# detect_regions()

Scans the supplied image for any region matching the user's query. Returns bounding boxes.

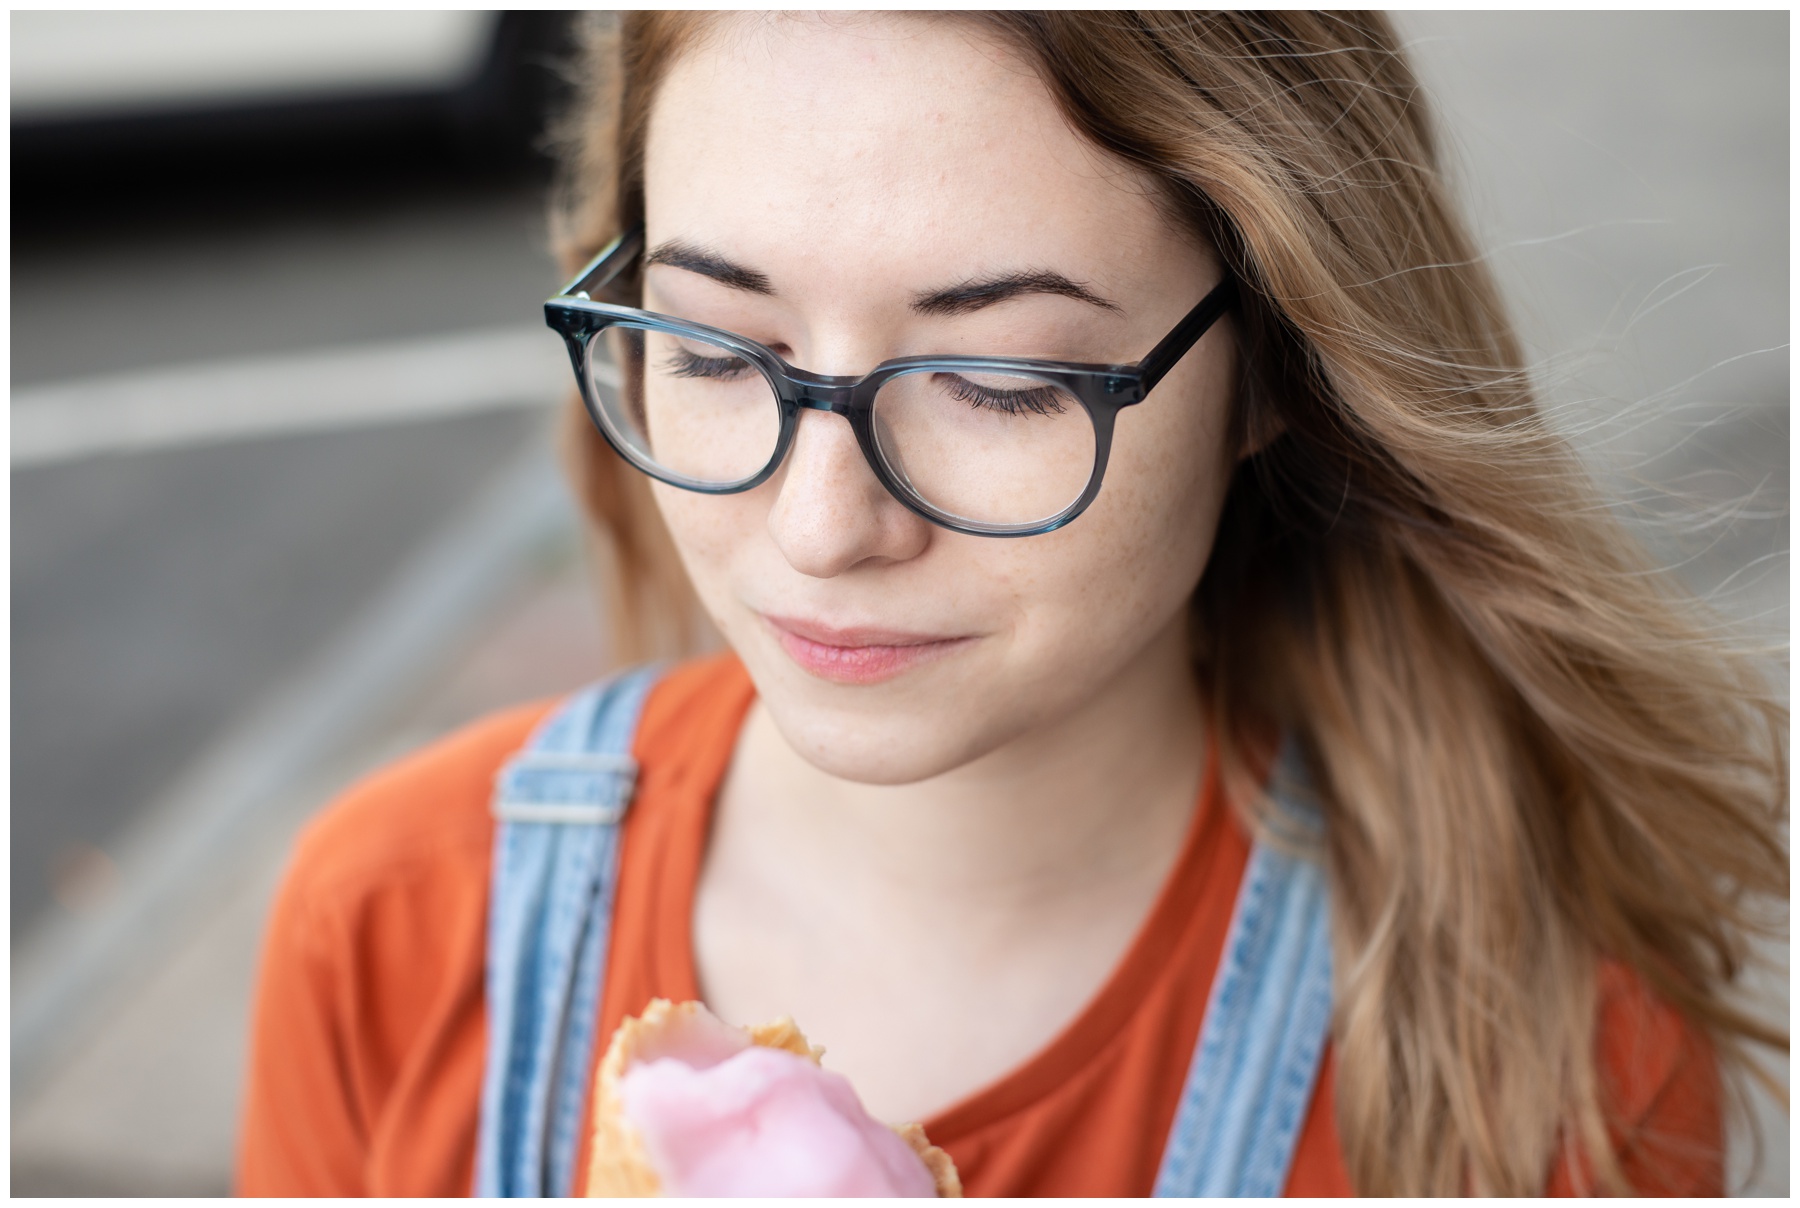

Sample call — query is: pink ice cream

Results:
[617,1036,937,1197]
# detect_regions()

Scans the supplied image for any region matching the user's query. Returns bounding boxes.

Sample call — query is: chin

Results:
[757,688,1006,786]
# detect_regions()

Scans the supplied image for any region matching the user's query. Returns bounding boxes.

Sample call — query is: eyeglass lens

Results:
[869,368,1094,526]
[588,323,1096,528]
[597,324,780,485]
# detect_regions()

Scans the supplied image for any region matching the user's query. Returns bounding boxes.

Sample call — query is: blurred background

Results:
[10,11,1787,1196]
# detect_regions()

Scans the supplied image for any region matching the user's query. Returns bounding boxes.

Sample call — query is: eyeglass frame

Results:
[544,225,1237,538]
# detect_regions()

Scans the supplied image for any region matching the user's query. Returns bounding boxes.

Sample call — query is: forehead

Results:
[642,14,1177,287]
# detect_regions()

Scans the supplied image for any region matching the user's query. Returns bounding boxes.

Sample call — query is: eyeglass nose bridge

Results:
[788,372,863,416]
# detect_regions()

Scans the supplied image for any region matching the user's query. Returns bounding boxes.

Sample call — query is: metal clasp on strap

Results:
[491,751,639,825]
[493,801,627,825]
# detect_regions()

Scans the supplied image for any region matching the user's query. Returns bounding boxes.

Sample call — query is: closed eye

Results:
[939,374,1069,416]
[661,345,755,381]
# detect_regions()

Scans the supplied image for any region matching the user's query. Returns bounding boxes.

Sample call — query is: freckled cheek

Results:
[1030,388,1234,635]
[978,518,1188,669]
[651,484,766,604]
[1104,357,1238,554]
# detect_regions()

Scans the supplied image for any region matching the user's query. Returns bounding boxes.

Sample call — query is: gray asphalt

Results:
[11,184,565,935]
[11,410,537,932]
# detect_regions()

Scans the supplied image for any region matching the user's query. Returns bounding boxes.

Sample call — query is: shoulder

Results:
[241,698,560,1195]
[1593,959,1715,1088]
[282,699,557,915]
[1584,960,1725,1195]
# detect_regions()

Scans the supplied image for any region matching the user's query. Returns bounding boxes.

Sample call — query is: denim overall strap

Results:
[1153,742,1335,1197]
[473,664,663,1198]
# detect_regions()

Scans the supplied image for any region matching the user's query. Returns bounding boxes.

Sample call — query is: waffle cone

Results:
[584,998,962,1197]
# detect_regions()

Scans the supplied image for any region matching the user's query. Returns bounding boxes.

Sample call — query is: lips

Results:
[759,614,975,685]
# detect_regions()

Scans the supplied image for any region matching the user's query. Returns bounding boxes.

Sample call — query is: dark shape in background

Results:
[13,12,580,238]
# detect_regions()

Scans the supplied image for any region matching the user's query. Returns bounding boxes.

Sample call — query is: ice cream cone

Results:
[585,998,961,1197]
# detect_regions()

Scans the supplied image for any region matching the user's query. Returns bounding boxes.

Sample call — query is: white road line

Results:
[10,326,619,468]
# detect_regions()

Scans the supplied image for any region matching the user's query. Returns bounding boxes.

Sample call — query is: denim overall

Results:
[473,666,1334,1197]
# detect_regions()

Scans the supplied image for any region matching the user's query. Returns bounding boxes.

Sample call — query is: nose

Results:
[765,407,930,577]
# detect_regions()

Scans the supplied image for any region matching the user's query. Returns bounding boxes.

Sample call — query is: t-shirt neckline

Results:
[664,677,1228,1145]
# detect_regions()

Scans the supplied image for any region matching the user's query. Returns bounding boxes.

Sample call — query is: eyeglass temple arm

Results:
[559,225,647,298]
[1135,277,1238,393]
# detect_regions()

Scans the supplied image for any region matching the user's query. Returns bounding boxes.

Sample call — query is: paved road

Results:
[11,409,538,931]
[11,183,566,935]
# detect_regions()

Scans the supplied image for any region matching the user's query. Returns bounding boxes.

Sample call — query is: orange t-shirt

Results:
[236,654,1722,1197]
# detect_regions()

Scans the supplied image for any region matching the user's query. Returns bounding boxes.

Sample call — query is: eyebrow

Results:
[643,240,775,294]
[911,270,1123,317]
[644,240,1122,316]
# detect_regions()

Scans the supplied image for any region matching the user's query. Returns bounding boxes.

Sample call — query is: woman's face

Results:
[642,15,1240,784]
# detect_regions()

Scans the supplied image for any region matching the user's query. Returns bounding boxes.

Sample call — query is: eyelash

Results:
[941,375,1068,416]
[661,348,1068,418]
[662,347,754,381]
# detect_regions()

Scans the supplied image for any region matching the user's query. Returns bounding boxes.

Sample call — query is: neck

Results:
[715,615,1209,928]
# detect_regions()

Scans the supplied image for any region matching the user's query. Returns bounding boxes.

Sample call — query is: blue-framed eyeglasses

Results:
[545,226,1235,537]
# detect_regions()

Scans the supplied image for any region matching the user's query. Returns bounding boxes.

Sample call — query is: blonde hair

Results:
[547,11,1787,1194]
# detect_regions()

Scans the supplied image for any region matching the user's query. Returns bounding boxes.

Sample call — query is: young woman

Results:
[237,12,1786,1197]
